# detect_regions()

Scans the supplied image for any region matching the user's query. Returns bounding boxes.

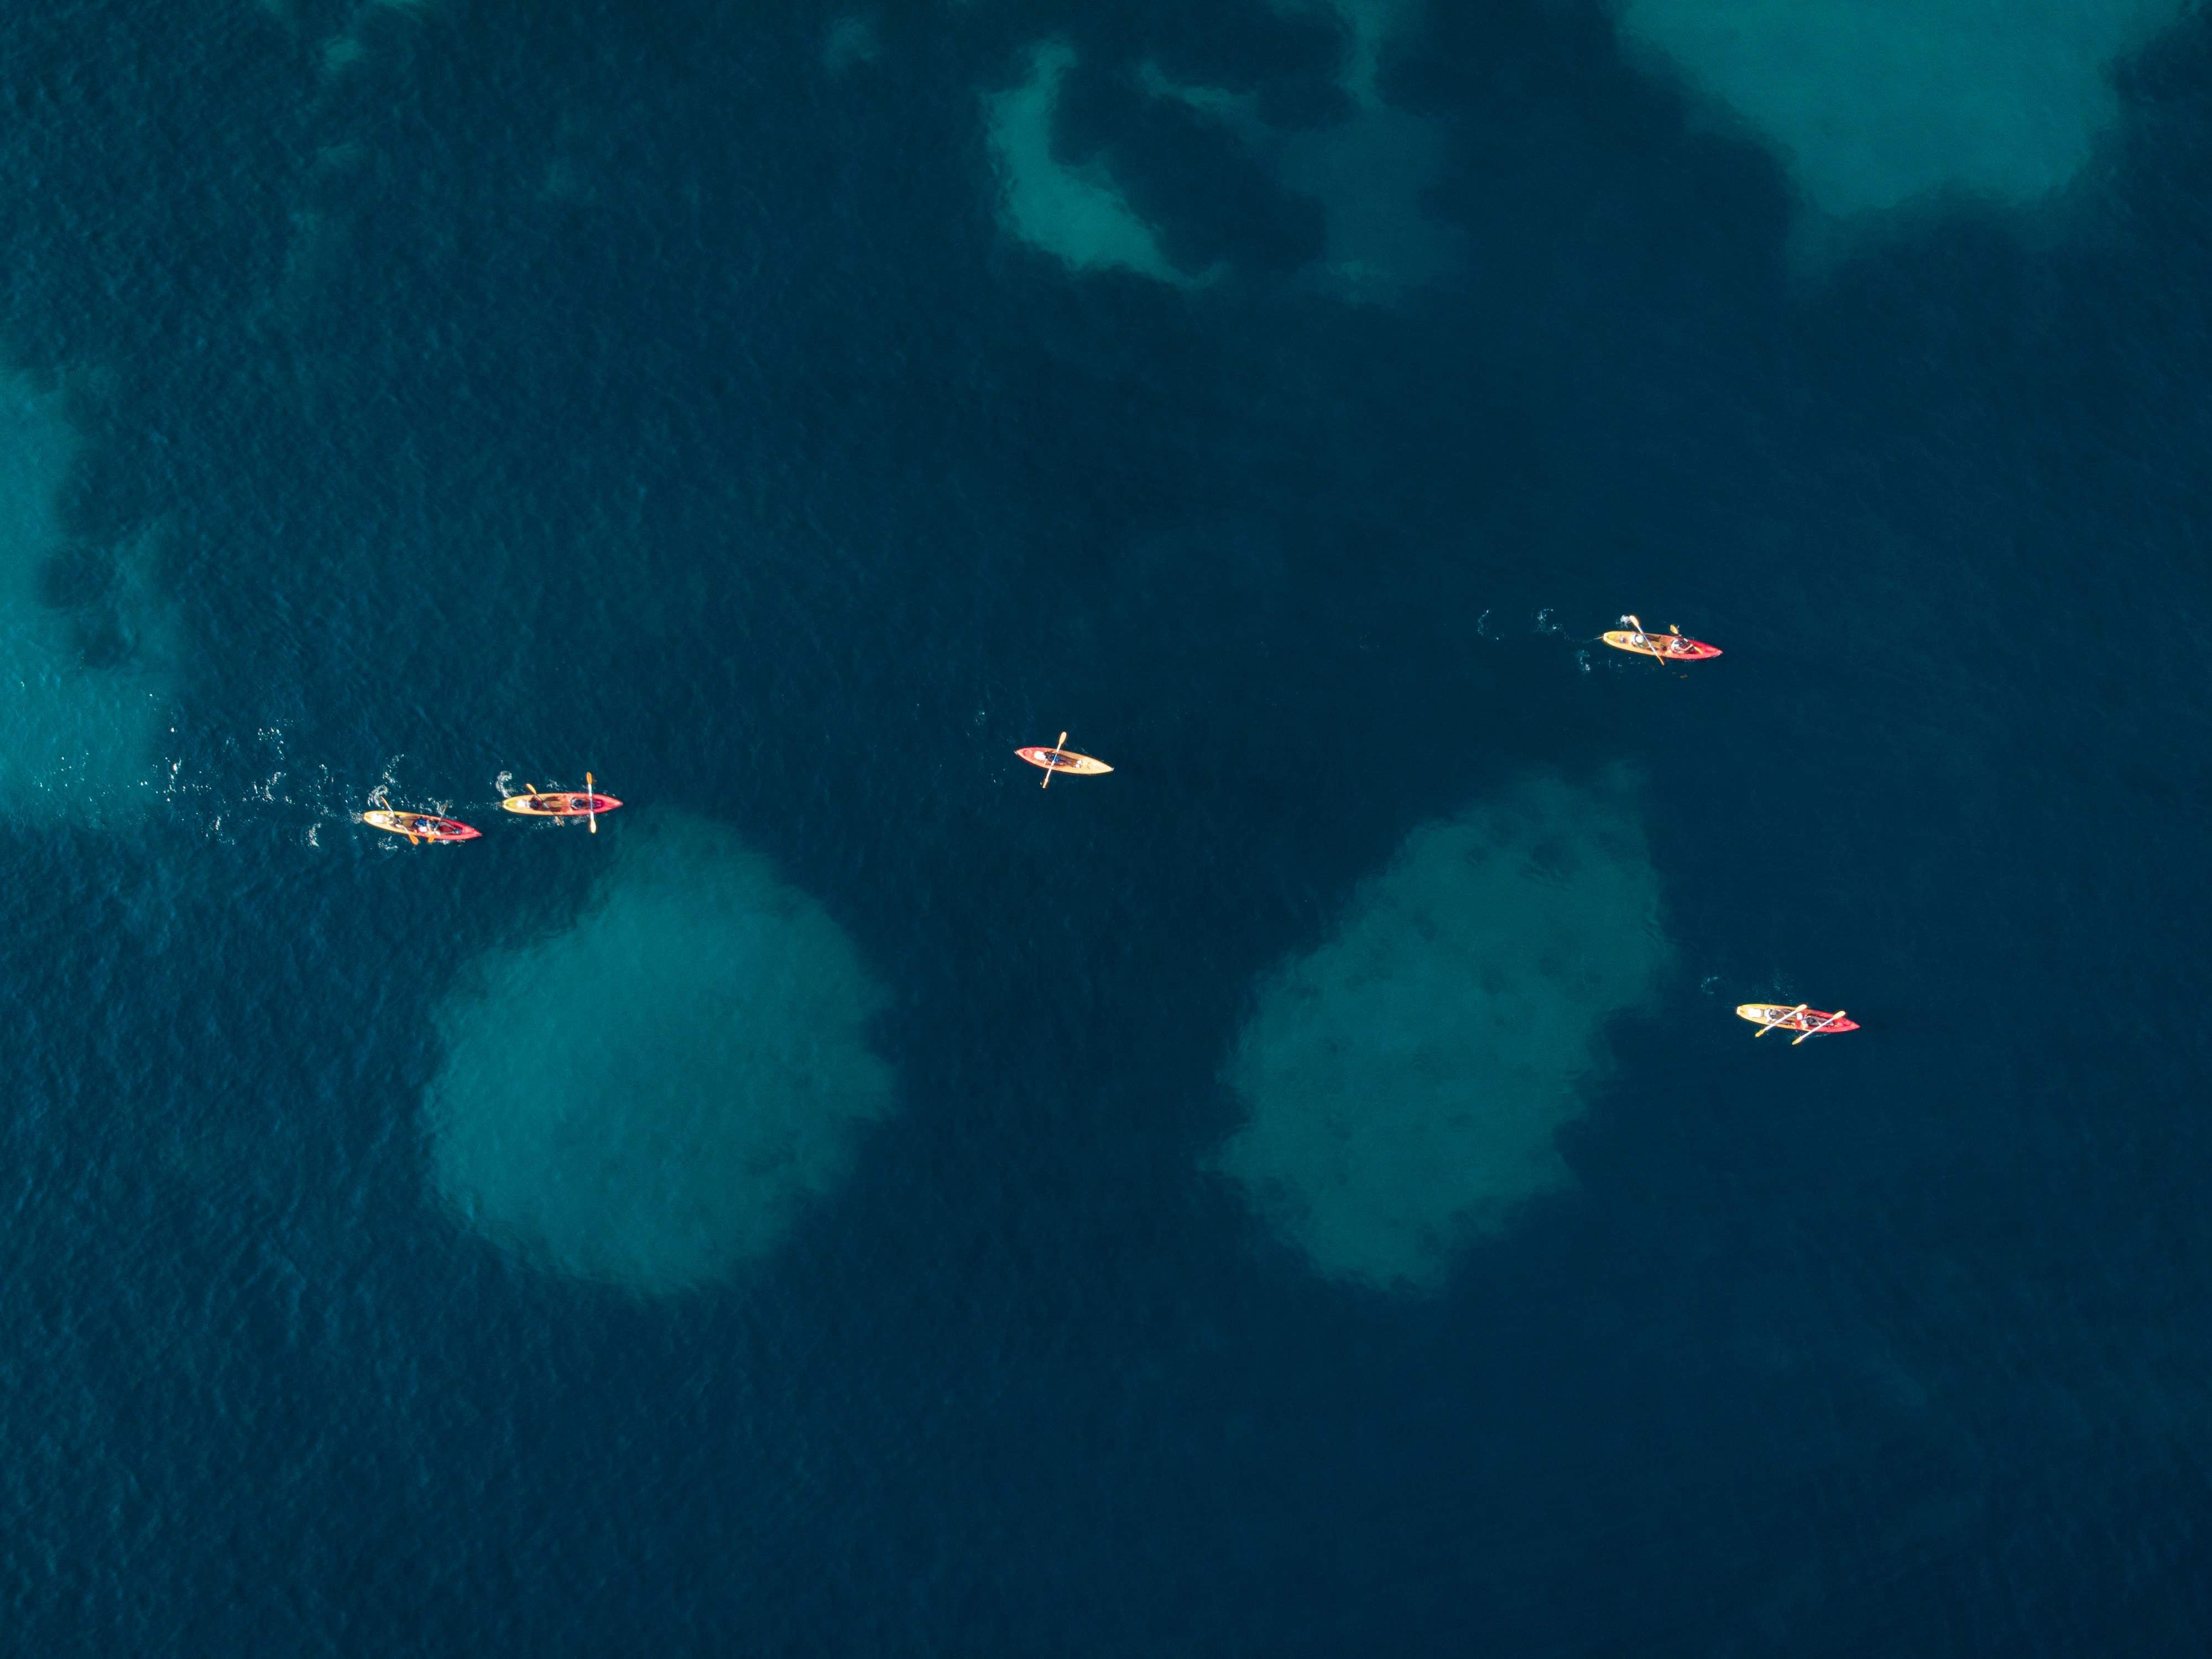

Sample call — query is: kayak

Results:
[1603,628,1721,661]
[363,809,481,844]
[1736,1003,1858,1038]
[1016,745,1112,777]
[500,790,620,818]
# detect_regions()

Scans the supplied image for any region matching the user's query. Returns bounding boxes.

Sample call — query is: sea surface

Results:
[4,1,2212,1652]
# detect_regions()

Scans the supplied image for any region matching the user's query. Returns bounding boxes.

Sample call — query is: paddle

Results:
[1624,614,1670,670]
[1041,732,1067,790]
[587,771,597,834]
[1757,1003,1809,1038]
[1791,1008,1848,1046]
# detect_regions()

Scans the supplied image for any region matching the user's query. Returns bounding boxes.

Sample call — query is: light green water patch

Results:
[989,9,1454,296]
[825,14,881,73]
[427,813,897,1295]
[1213,773,1669,1292]
[1309,0,1425,107]
[1288,0,1464,299]
[1618,0,2188,219]
[986,41,1192,285]
[1142,0,1462,300]
[0,374,170,825]
[316,0,434,81]
[1277,103,1463,299]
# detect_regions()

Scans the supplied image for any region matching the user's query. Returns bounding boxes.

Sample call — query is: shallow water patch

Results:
[0,374,171,826]
[986,41,1191,284]
[427,812,897,1295]
[1618,0,2188,219]
[1213,772,1669,1291]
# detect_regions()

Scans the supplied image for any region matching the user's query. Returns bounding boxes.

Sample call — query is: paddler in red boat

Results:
[362,808,482,845]
[1602,614,1721,663]
[1735,1003,1858,1045]
[501,773,619,833]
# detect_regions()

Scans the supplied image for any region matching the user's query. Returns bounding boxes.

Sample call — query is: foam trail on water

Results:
[1213,771,1669,1291]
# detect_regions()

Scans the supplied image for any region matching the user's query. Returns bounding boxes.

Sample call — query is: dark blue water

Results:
[4,1,2212,1651]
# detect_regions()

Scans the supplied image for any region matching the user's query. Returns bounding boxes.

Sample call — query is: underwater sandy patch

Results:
[0,373,171,826]
[427,812,897,1295]
[986,40,1193,284]
[1618,0,2189,219]
[1214,772,1669,1291]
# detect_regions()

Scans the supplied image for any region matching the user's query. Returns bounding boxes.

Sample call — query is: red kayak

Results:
[1736,1003,1857,1044]
[500,790,620,819]
[1603,615,1720,661]
[363,809,481,844]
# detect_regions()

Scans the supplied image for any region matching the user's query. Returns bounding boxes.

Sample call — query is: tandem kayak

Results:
[1736,1003,1857,1041]
[363,810,481,844]
[500,790,620,818]
[1603,626,1720,661]
[1604,614,1719,661]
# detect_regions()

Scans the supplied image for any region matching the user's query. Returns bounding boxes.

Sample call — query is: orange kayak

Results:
[1016,744,1112,778]
[363,809,481,844]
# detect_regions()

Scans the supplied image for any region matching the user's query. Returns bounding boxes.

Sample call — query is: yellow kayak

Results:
[500,787,620,818]
[1018,733,1111,789]
[1604,614,1721,661]
[363,810,481,844]
[1736,1003,1858,1041]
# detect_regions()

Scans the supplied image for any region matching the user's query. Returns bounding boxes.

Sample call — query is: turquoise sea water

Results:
[6,0,2212,1651]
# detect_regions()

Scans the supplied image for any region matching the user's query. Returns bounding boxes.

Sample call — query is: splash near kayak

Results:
[501,771,620,832]
[1736,1003,1858,1045]
[1016,732,1112,789]
[1603,614,1721,662]
[363,810,482,845]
